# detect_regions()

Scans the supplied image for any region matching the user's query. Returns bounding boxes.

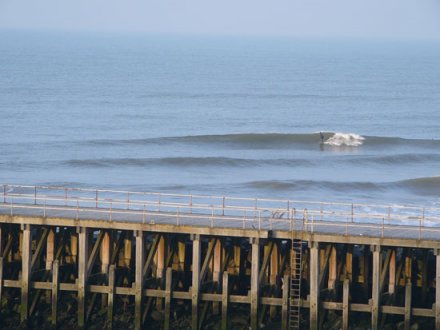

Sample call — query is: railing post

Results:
[3,184,6,203]
[127,192,130,210]
[351,204,354,222]
[190,195,193,214]
[259,210,261,230]
[34,186,37,205]
[222,197,225,216]
[211,208,214,228]
[95,190,98,208]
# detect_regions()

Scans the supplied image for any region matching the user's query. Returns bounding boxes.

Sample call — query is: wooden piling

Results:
[404,280,412,330]
[78,227,89,328]
[281,274,289,330]
[310,241,319,330]
[191,234,201,330]
[20,224,31,324]
[250,237,260,330]
[135,230,144,330]
[435,249,440,329]
[222,271,229,330]
[371,245,380,330]
[342,278,349,330]
[52,260,59,327]
[164,267,172,330]
[107,264,115,329]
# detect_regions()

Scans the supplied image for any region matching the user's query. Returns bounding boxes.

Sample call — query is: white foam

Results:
[324,132,365,147]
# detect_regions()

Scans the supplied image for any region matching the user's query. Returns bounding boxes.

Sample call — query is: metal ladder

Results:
[289,238,303,329]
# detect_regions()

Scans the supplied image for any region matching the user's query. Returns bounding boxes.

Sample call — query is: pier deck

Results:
[0,185,439,329]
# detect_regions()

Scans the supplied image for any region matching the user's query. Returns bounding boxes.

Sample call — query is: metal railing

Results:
[1,184,440,238]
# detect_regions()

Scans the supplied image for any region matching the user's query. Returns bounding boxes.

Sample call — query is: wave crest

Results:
[324,133,365,147]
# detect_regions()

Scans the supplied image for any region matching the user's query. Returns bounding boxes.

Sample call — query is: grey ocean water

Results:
[1,31,439,206]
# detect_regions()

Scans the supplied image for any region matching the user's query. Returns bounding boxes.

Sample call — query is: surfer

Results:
[320,132,324,143]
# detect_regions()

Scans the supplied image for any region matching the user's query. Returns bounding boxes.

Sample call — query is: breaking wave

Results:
[84,133,440,149]
[324,133,365,147]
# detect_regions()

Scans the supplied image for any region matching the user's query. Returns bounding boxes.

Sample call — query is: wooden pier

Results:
[0,185,440,329]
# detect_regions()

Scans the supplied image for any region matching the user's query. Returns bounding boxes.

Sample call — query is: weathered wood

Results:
[343,278,349,330]
[222,271,229,330]
[143,234,161,280]
[318,244,332,288]
[389,249,396,294]
[281,274,289,330]
[213,238,222,315]
[87,230,104,277]
[328,245,337,290]
[164,267,172,330]
[135,230,145,330]
[107,264,115,329]
[250,237,260,330]
[404,280,412,330]
[269,242,279,318]
[310,241,319,330]
[371,245,380,330]
[0,257,3,311]
[435,250,440,329]
[379,249,392,294]
[31,227,49,270]
[20,224,31,324]
[200,238,216,283]
[78,227,89,328]
[52,260,59,327]
[46,229,55,270]
[192,234,201,330]
[259,241,274,285]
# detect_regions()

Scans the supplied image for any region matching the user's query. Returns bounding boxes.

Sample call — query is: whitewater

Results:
[1,31,439,208]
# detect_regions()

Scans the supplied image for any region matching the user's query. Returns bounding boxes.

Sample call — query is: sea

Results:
[1,30,439,208]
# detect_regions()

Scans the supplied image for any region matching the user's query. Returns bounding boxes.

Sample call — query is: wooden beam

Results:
[135,230,145,330]
[20,224,31,324]
[30,227,49,270]
[435,249,440,329]
[46,229,55,270]
[328,245,337,290]
[142,234,161,281]
[0,257,3,311]
[259,241,274,285]
[404,280,412,330]
[51,260,59,327]
[164,267,172,330]
[192,234,201,330]
[281,274,289,330]
[78,227,89,328]
[222,271,229,330]
[87,230,104,277]
[379,249,392,295]
[318,244,332,288]
[250,237,260,330]
[371,245,381,330]
[343,278,349,330]
[107,264,115,330]
[389,249,396,295]
[200,238,216,284]
[310,241,319,330]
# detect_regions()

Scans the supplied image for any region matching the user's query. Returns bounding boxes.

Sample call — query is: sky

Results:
[0,0,440,40]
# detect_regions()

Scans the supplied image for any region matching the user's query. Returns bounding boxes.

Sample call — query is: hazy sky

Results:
[1,0,440,39]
